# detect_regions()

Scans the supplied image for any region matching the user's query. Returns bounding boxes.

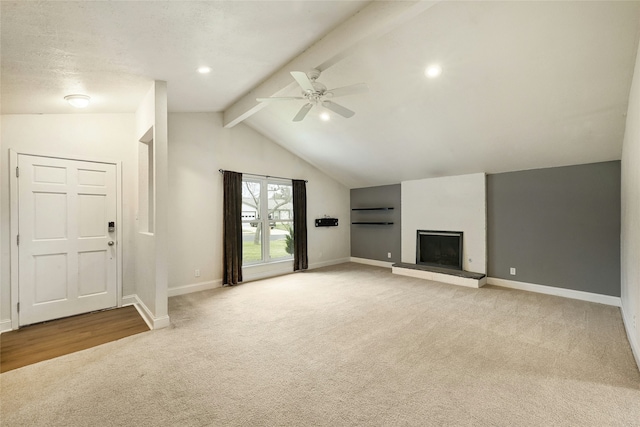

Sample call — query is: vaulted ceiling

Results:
[2,1,639,188]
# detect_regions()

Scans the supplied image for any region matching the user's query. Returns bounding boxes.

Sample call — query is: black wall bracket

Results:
[315,218,338,227]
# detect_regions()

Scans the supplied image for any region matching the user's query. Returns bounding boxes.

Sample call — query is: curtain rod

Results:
[218,169,308,183]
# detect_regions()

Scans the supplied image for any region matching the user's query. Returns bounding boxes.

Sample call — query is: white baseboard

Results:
[242,260,294,283]
[0,318,12,334]
[168,280,222,297]
[487,277,622,307]
[213,258,352,286]
[621,305,640,371]
[122,294,170,330]
[350,257,394,269]
[309,257,351,270]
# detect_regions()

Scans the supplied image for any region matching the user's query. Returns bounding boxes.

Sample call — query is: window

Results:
[242,178,294,265]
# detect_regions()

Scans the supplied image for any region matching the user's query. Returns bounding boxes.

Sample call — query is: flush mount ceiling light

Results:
[425,64,443,78]
[197,66,211,74]
[320,112,331,122]
[64,94,91,108]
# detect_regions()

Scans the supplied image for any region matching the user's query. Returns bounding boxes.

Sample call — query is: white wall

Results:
[167,113,350,292]
[621,40,640,368]
[401,173,486,274]
[0,113,137,326]
[133,81,169,328]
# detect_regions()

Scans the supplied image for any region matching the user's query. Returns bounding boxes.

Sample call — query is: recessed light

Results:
[425,64,443,78]
[197,66,211,74]
[64,94,91,108]
[320,112,331,121]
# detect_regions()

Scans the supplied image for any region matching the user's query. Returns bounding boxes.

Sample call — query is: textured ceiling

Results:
[2,1,640,188]
[0,1,368,114]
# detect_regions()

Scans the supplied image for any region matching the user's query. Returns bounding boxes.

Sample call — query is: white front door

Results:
[18,154,118,326]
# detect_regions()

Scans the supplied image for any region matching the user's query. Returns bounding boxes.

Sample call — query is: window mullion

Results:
[261,178,269,262]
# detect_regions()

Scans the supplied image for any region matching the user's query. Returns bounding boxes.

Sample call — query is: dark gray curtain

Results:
[293,179,308,271]
[223,171,243,285]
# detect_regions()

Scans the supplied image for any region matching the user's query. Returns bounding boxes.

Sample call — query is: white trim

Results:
[115,161,123,307]
[487,277,622,307]
[209,258,351,288]
[237,257,353,284]
[7,148,122,166]
[9,150,19,330]
[122,294,170,330]
[168,280,222,297]
[350,257,394,269]
[0,319,13,334]
[621,305,640,371]
[121,294,139,306]
[309,257,351,270]
[242,260,294,282]
[393,266,486,288]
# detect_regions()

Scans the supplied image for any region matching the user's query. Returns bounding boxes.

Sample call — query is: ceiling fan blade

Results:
[256,97,305,102]
[322,101,355,118]
[326,83,369,98]
[290,71,315,92]
[293,103,313,122]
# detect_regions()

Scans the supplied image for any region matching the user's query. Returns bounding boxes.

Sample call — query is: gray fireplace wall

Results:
[350,184,401,263]
[487,161,621,296]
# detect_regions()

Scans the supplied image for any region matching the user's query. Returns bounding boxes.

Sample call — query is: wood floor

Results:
[0,305,149,373]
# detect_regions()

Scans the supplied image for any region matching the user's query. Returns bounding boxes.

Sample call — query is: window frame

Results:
[241,177,294,266]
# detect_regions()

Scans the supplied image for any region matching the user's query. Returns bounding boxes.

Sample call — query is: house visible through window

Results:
[242,178,294,265]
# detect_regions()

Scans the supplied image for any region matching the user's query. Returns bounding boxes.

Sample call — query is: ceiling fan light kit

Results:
[257,69,368,122]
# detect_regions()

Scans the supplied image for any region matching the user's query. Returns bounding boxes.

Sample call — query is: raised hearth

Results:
[392,262,486,288]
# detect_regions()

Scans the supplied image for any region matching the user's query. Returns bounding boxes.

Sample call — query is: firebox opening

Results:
[416,230,463,270]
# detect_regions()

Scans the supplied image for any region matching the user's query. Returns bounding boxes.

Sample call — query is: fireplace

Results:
[416,230,463,270]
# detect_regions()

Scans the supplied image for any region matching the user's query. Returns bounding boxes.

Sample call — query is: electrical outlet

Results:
[195,269,200,277]
[387,252,392,259]
[509,267,516,275]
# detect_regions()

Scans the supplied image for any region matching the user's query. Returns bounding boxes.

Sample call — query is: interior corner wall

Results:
[350,184,401,263]
[167,112,350,292]
[134,81,169,322]
[153,82,168,319]
[401,173,487,274]
[621,39,640,366]
[0,113,137,323]
[487,162,621,296]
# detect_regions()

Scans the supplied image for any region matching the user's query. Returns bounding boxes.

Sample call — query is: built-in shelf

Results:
[351,222,394,225]
[351,206,395,226]
[351,207,394,211]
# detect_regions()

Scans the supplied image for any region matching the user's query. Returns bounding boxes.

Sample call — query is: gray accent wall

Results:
[487,161,621,296]
[350,184,401,263]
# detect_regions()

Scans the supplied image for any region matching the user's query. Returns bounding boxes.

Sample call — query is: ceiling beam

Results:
[223,0,439,128]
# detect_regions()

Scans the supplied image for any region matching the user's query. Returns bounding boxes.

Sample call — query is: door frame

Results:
[9,149,123,330]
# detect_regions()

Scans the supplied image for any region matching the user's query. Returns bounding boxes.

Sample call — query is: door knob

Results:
[108,241,115,246]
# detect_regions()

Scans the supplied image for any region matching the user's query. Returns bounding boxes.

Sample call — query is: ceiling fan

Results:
[256,69,368,122]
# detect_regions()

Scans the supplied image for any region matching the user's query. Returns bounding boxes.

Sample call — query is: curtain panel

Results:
[223,171,243,285]
[292,179,308,271]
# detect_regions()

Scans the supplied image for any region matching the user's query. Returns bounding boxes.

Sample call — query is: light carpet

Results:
[1,262,638,426]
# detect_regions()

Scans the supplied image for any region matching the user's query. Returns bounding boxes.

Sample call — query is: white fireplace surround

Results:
[401,173,487,275]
